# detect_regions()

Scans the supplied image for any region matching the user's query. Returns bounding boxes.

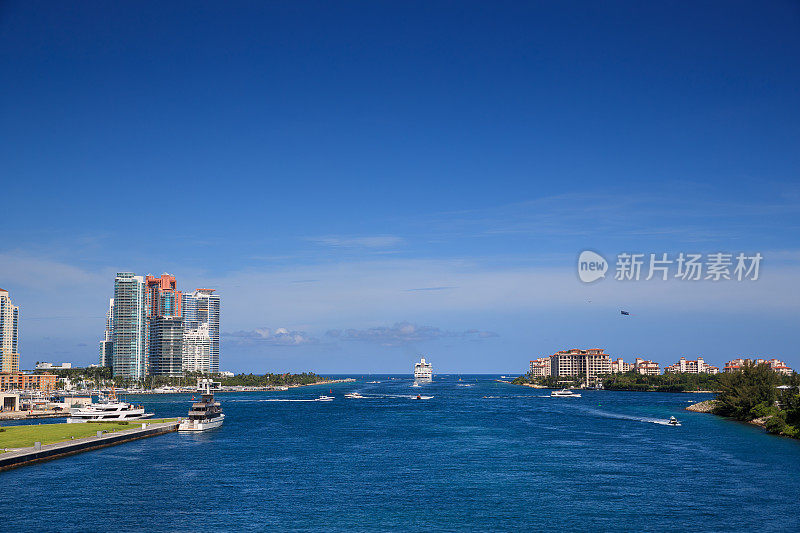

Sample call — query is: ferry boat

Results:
[68,390,153,423]
[550,389,581,398]
[178,379,225,432]
[414,357,433,382]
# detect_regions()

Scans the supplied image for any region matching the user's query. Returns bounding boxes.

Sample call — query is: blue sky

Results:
[1,1,798,373]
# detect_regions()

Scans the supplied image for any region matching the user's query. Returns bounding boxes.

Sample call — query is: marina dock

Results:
[0,420,179,472]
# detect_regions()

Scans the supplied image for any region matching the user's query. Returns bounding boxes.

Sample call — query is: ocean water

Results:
[2,375,799,532]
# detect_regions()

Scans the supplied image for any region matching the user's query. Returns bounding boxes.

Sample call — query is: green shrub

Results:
[750,401,779,419]
[764,412,788,434]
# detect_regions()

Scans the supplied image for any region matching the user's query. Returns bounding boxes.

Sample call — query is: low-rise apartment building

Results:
[529,357,551,377]
[724,358,793,375]
[0,372,57,391]
[610,358,632,373]
[634,358,660,375]
[664,356,719,374]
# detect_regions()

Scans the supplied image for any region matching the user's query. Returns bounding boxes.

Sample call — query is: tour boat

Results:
[414,357,433,382]
[68,390,153,423]
[178,379,225,432]
[550,389,581,398]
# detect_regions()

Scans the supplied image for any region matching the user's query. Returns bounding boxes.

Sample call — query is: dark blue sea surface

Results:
[3,375,799,532]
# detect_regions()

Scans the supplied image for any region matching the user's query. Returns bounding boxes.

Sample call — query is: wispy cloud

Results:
[223,327,319,346]
[308,235,405,249]
[405,286,458,292]
[326,321,498,346]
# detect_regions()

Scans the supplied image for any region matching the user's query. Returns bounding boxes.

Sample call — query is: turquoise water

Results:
[3,376,799,532]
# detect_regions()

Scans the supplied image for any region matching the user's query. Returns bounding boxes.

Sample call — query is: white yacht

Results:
[414,357,433,382]
[68,391,153,423]
[178,379,225,432]
[550,389,581,398]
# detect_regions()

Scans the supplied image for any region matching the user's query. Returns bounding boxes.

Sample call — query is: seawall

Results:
[0,420,179,472]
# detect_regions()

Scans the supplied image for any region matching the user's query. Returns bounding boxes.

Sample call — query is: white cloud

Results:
[223,327,319,346]
[308,235,405,249]
[326,321,498,346]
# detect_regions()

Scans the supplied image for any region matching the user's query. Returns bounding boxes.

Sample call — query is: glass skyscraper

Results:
[99,298,114,369]
[111,273,147,379]
[146,274,184,377]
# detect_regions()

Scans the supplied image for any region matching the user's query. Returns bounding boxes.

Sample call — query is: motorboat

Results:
[178,379,225,432]
[68,390,153,423]
[411,381,421,388]
[344,392,365,399]
[668,416,681,426]
[550,389,581,398]
[316,395,334,402]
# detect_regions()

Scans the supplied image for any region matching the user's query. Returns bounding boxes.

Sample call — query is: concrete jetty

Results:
[0,420,179,472]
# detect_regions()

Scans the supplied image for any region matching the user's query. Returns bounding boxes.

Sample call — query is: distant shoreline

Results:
[500,380,719,393]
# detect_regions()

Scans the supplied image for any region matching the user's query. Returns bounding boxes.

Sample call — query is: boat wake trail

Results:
[580,407,676,426]
[257,399,324,402]
[369,393,434,400]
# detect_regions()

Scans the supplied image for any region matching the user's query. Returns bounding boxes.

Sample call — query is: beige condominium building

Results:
[529,357,552,377]
[0,288,20,373]
[664,356,719,374]
[550,348,611,382]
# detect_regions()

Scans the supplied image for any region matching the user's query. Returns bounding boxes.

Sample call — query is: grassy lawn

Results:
[0,419,178,450]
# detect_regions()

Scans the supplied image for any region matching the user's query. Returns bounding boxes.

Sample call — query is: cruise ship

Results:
[414,357,433,382]
[178,379,225,432]
[68,391,153,423]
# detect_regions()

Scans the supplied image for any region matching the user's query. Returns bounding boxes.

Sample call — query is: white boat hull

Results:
[178,414,225,432]
[68,414,153,423]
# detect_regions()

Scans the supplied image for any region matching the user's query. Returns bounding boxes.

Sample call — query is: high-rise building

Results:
[182,289,220,373]
[99,298,114,369]
[183,324,211,373]
[146,274,184,377]
[0,288,20,373]
[111,273,147,379]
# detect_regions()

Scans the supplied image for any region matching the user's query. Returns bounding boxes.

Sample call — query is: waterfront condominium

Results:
[182,289,220,373]
[550,348,612,383]
[664,356,719,374]
[111,273,148,379]
[146,274,184,377]
[98,298,113,370]
[0,288,20,373]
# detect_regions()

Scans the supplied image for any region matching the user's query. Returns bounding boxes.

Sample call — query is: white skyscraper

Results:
[182,289,220,373]
[183,324,211,373]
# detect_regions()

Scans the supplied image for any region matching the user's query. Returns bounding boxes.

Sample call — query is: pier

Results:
[0,420,179,472]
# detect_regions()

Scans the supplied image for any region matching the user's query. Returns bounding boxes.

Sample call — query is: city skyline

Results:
[0,2,798,373]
